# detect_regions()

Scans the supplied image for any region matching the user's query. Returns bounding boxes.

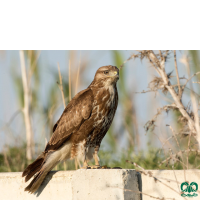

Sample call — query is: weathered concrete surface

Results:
[1,169,198,200]
[72,169,141,200]
[0,171,73,200]
[0,169,141,200]
[141,170,200,200]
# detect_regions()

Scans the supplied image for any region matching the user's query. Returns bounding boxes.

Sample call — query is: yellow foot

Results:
[89,165,111,169]
[90,165,101,169]
[101,165,111,169]
[81,165,91,169]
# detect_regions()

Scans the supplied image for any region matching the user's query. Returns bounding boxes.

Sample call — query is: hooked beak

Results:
[113,71,119,80]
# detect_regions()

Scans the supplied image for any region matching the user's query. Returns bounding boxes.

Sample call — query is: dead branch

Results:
[147,52,196,138]
[144,104,177,131]
[122,50,199,138]
[159,149,200,167]
[119,53,138,70]
[159,135,175,152]
[180,71,200,98]
[173,50,181,97]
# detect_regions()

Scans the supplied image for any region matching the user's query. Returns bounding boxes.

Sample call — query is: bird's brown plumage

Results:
[22,65,119,193]
[45,88,94,151]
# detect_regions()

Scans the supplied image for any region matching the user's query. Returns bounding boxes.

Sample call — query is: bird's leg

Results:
[94,150,100,166]
[90,146,114,169]
[81,147,90,169]
[90,146,101,169]
[81,160,90,169]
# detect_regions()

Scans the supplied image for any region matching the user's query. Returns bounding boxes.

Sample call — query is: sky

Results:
[0,50,191,153]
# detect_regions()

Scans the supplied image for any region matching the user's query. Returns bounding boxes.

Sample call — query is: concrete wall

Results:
[0,169,141,200]
[0,169,199,200]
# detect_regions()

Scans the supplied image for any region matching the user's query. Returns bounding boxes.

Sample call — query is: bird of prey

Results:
[22,65,119,193]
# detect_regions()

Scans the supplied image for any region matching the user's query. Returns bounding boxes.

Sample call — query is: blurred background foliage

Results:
[0,50,200,172]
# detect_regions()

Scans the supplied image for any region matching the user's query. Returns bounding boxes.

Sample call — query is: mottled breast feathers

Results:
[45,89,94,151]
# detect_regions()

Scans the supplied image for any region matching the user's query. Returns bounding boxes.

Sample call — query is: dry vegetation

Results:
[121,51,200,169]
[118,50,200,199]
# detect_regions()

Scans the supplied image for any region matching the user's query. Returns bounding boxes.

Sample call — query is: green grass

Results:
[1,145,199,172]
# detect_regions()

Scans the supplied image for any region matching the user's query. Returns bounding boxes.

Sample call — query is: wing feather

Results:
[45,88,93,151]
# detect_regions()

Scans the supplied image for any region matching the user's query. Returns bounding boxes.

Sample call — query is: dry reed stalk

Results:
[167,125,186,181]
[123,120,135,147]
[57,63,66,108]
[3,149,11,172]
[69,59,72,101]
[19,50,34,160]
[68,58,74,169]
[169,148,181,194]
[57,63,68,170]
[28,50,41,85]
[75,52,81,94]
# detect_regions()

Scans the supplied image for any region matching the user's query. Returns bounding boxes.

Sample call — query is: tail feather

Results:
[22,152,45,181]
[25,169,49,193]
[25,159,44,182]
[24,171,42,192]
[23,151,58,193]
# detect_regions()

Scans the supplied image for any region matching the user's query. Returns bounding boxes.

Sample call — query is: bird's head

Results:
[92,65,119,87]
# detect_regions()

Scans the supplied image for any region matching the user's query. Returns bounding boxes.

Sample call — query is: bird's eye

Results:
[104,70,109,75]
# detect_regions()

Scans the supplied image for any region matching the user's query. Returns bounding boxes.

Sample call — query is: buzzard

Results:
[22,65,119,193]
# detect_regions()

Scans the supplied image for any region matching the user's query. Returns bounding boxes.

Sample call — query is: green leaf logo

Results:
[181,182,198,197]
[190,182,198,193]
[181,182,189,192]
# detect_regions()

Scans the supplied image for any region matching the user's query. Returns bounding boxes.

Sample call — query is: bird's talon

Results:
[81,166,91,169]
[90,165,101,169]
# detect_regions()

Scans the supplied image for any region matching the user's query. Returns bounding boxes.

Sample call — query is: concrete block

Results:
[0,171,74,200]
[72,169,141,200]
[0,169,141,200]
[2,169,198,200]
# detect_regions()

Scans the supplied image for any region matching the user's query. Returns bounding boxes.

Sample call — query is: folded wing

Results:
[45,88,93,151]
